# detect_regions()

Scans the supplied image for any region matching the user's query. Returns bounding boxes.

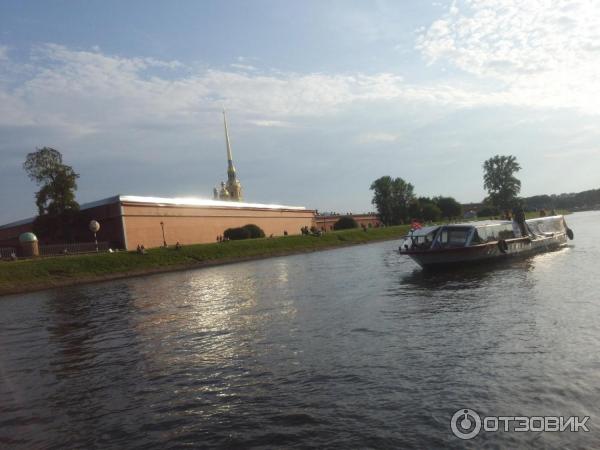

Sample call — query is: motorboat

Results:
[399,215,573,269]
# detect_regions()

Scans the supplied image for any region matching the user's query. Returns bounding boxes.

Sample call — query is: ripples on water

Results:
[1,212,599,448]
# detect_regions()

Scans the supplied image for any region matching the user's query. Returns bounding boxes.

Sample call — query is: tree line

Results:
[20,147,599,243]
[370,154,525,224]
[369,176,462,225]
[523,189,600,211]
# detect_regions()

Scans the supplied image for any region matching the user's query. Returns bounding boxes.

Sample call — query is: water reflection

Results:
[0,212,599,449]
[398,258,536,290]
[126,259,298,369]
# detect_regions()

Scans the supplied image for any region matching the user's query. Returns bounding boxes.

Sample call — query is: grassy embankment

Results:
[0,225,410,296]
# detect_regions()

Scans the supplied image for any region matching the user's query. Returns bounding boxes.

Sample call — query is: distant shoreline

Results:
[0,226,410,297]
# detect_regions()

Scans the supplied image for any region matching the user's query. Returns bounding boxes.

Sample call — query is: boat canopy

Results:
[471,221,515,242]
[526,215,566,236]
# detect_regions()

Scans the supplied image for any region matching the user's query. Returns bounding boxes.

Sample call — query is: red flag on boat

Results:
[410,219,422,230]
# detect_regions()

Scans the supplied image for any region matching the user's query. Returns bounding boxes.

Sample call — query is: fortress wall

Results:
[122,202,315,250]
[313,214,381,231]
[0,222,34,246]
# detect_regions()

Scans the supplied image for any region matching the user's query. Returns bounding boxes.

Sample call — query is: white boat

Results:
[399,215,573,269]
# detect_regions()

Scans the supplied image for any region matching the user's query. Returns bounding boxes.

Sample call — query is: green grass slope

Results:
[0,225,410,296]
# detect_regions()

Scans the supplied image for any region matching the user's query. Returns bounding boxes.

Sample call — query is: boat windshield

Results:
[400,226,439,251]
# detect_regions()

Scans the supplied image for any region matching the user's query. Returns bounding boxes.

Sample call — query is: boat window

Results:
[476,224,515,242]
[438,227,471,247]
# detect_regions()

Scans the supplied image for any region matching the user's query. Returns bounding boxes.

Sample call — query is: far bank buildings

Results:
[0,112,380,250]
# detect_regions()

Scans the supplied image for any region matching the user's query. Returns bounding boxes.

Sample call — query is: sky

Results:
[1,0,600,223]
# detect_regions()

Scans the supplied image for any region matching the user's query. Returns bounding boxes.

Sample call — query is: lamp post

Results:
[160,221,167,247]
[89,220,100,252]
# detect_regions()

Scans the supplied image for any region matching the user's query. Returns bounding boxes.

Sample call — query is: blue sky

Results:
[1,0,600,223]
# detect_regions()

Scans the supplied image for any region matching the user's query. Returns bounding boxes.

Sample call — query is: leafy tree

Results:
[241,224,265,238]
[223,224,265,240]
[370,176,394,225]
[433,196,462,219]
[224,227,250,240]
[411,197,442,222]
[23,147,80,241]
[370,176,415,225]
[477,206,500,218]
[24,147,80,216]
[483,155,521,212]
[407,199,421,220]
[333,216,359,230]
[421,202,442,222]
[523,194,553,211]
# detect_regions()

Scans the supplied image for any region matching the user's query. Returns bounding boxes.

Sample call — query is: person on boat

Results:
[512,206,528,237]
[511,220,522,237]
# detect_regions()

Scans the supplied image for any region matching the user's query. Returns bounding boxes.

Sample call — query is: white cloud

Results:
[247,119,293,127]
[356,132,400,144]
[416,0,600,114]
[0,43,481,136]
[230,63,257,71]
[544,147,600,159]
[4,27,599,155]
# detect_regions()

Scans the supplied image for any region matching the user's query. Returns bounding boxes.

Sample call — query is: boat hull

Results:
[403,233,568,269]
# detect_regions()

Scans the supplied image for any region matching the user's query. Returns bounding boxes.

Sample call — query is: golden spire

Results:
[221,109,242,201]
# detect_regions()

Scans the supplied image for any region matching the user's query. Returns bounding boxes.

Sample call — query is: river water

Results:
[1,211,599,449]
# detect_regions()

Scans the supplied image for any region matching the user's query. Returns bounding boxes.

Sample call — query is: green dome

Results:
[19,232,38,243]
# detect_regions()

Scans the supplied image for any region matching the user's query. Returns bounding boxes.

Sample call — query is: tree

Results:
[421,202,442,222]
[407,199,421,220]
[483,155,521,212]
[433,196,463,219]
[241,224,265,239]
[23,147,80,240]
[477,206,499,218]
[370,176,415,225]
[333,216,359,230]
[24,147,80,216]
[223,224,266,240]
[370,176,394,225]
[413,197,442,222]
